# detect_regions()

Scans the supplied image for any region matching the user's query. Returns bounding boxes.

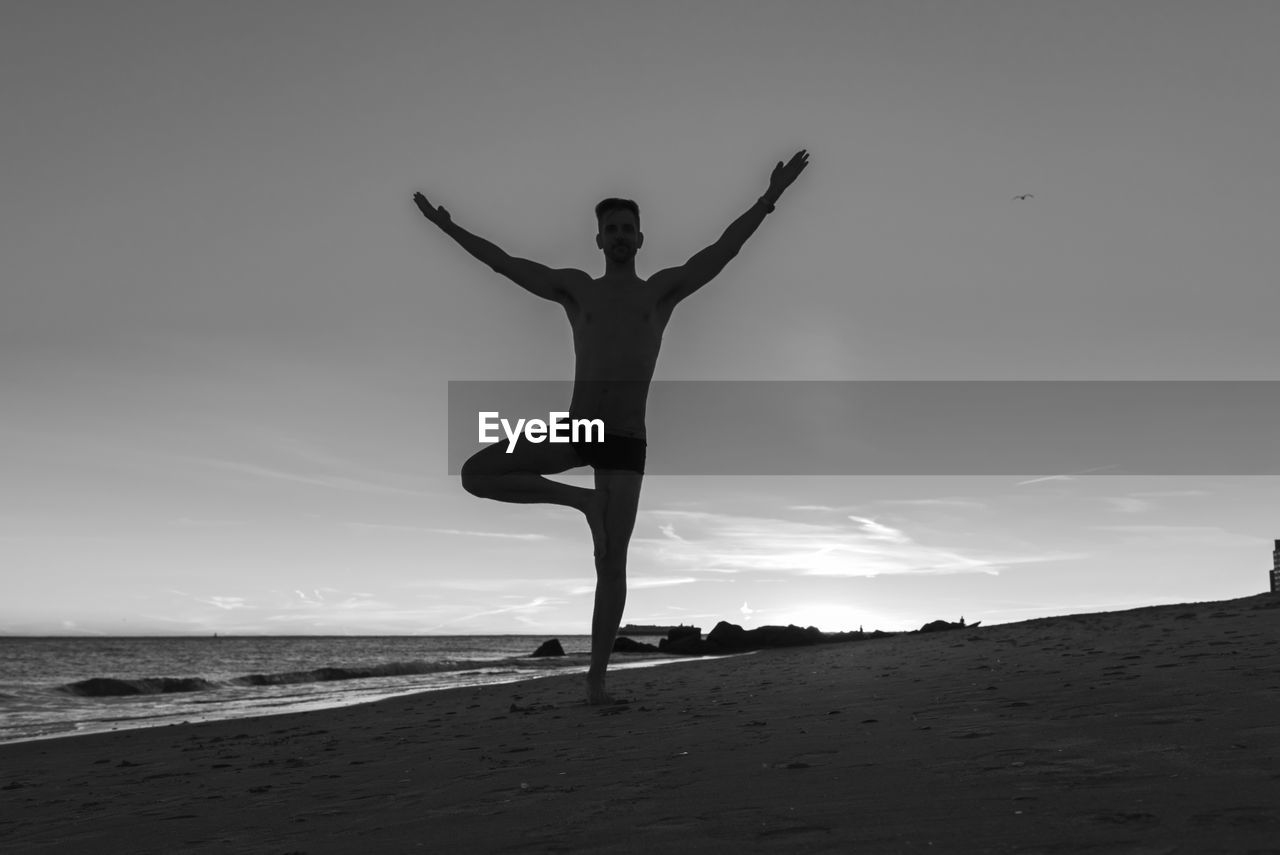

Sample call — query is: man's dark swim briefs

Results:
[572,433,646,474]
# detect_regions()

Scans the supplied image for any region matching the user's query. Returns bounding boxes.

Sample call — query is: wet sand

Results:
[4,594,1279,853]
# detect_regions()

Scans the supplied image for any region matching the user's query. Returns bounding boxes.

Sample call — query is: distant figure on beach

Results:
[414,150,809,704]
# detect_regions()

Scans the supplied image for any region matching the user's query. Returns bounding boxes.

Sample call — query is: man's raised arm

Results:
[413,192,574,304]
[655,150,810,307]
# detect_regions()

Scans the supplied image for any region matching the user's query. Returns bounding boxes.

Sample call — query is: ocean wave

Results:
[55,657,573,698]
[59,677,220,697]
[231,659,486,686]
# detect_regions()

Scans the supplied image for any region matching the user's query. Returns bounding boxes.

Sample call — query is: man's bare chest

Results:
[565,287,672,337]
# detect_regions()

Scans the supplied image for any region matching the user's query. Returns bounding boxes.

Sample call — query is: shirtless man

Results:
[413,150,809,704]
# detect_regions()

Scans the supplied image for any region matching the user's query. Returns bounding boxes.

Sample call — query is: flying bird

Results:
[1013,194,1034,200]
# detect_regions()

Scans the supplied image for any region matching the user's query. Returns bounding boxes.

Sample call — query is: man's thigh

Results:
[462,437,587,478]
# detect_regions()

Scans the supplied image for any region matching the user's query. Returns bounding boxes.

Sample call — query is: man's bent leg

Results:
[461,440,608,556]
[587,469,643,705]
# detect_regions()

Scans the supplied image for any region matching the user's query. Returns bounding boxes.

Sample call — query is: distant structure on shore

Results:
[620,623,700,636]
[1272,540,1279,594]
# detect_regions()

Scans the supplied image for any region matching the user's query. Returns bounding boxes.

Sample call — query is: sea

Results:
[0,635,687,745]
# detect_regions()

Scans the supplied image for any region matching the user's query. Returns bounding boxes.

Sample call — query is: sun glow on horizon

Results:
[766,602,902,634]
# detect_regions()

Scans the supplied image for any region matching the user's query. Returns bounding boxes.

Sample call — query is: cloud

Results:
[447,597,563,625]
[260,604,452,627]
[790,498,989,515]
[425,528,551,541]
[876,498,988,510]
[847,515,910,544]
[1091,525,1262,548]
[282,588,379,608]
[658,523,686,542]
[632,576,700,589]
[344,521,551,541]
[1103,497,1151,514]
[1015,465,1121,486]
[203,596,247,610]
[634,509,1071,578]
[566,576,698,596]
[1101,490,1209,514]
[414,577,584,593]
[187,456,431,497]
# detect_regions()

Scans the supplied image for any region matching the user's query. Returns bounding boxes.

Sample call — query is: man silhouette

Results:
[414,150,809,703]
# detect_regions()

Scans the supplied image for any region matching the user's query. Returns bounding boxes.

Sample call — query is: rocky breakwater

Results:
[532,617,972,657]
[653,621,896,655]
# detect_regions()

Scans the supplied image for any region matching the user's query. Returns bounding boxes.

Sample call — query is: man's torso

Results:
[561,272,673,439]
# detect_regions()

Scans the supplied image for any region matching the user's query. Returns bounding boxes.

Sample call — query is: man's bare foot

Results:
[585,489,608,559]
[586,673,614,705]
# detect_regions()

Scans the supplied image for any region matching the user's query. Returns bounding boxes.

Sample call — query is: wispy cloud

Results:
[1091,525,1262,548]
[1101,489,1211,515]
[344,520,553,541]
[438,597,564,627]
[425,528,551,541]
[343,521,551,541]
[1015,465,1121,486]
[202,595,247,610]
[278,588,394,610]
[634,509,1077,578]
[876,497,988,510]
[411,577,584,593]
[847,515,910,544]
[184,456,431,497]
[658,523,686,541]
[632,576,700,589]
[566,576,698,596]
[790,498,988,514]
[175,587,396,616]
[1102,497,1151,514]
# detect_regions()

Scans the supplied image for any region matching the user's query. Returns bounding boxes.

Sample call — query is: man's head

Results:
[595,198,642,260]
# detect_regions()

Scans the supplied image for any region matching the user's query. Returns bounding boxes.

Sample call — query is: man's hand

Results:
[413,191,452,227]
[765,149,810,204]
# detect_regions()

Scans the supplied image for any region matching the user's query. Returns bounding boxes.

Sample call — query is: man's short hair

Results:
[595,198,639,232]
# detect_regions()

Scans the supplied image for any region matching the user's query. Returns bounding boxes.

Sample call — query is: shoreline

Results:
[4,594,1278,852]
[0,650,714,747]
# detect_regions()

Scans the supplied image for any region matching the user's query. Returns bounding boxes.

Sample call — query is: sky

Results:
[3,0,1278,636]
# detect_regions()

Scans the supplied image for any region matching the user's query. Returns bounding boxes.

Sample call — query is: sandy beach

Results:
[4,594,1278,853]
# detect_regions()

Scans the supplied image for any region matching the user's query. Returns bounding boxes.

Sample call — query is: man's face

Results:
[596,210,641,260]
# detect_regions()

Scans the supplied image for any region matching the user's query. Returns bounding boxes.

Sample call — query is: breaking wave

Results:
[56,658,567,698]
[59,677,221,697]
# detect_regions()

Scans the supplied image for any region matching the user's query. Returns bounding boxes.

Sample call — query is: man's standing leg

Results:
[586,468,643,705]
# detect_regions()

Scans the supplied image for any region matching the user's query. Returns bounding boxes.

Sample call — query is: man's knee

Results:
[460,452,495,498]
[594,557,628,583]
